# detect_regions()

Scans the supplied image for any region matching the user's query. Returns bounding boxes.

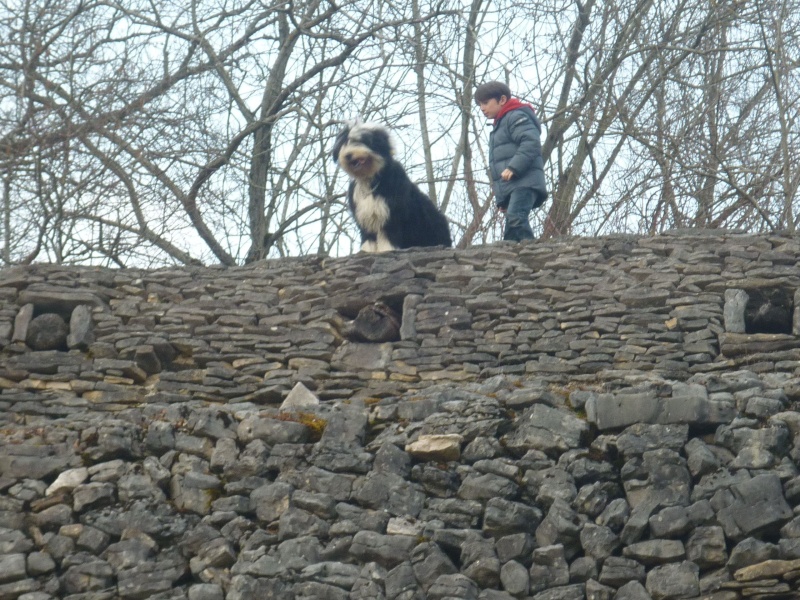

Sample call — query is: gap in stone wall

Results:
[13,303,71,351]
[14,301,95,351]
[338,297,404,343]
[744,287,793,334]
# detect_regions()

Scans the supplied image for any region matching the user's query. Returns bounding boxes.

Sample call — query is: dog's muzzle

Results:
[345,153,367,168]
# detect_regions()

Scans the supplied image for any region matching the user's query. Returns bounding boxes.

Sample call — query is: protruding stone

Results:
[733,558,800,582]
[67,304,94,349]
[281,382,320,410]
[724,289,749,333]
[46,467,89,496]
[12,303,34,343]
[405,434,463,462]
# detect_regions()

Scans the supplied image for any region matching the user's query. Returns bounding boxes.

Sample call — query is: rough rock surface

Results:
[2,231,800,599]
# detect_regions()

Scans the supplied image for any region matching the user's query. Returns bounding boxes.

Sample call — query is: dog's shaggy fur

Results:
[332,122,452,252]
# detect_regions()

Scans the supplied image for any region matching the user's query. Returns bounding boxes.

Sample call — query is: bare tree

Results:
[1,0,449,266]
[756,0,800,230]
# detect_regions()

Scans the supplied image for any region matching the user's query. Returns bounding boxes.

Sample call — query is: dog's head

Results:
[332,122,394,180]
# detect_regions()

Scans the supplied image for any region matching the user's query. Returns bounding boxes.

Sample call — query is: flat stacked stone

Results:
[1,231,800,599]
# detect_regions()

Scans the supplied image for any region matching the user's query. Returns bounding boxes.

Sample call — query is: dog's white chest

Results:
[352,181,390,233]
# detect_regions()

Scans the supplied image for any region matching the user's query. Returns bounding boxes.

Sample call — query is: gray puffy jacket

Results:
[489,106,548,207]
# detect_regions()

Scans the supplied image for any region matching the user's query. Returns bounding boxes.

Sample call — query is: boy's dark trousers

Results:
[498,187,535,241]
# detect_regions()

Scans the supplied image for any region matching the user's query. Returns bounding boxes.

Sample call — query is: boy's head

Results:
[475,81,512,119]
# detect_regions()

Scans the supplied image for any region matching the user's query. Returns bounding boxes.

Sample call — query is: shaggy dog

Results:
[332,122,452,252]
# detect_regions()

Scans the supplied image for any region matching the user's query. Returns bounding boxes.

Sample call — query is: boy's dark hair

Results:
[475,81,512,103]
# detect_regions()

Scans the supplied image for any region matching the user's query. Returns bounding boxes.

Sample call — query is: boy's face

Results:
[478,95,508,119]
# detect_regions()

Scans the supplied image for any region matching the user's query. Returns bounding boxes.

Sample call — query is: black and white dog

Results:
[332,122,452,252]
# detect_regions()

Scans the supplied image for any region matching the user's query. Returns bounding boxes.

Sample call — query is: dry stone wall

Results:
[2,230,800,600]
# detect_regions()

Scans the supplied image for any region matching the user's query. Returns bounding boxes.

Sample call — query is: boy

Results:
[475,81,547,242]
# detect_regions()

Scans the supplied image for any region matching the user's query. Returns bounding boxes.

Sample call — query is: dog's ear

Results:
[331,126,349,162]
[370,125,394,158]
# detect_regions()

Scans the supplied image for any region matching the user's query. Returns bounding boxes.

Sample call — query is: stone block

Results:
[405,434,463,462]
[645,561,699,600]
[503,404,589,455]
[587,392,736,430]
[349,531,417,569]
[724,289,748,333]
[714,473,793,541]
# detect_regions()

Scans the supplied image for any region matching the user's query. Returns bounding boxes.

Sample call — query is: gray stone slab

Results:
[587,393,736,430]
[503,404,589,455]
[714,473,793,541]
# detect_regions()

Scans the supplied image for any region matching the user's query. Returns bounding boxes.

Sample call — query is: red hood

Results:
[495,97,536,124]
